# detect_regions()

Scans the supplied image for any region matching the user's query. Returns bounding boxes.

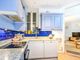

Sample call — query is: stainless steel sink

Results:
[0,42,26,49]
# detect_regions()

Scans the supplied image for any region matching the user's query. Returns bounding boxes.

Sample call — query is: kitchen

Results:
[1,0,80,60]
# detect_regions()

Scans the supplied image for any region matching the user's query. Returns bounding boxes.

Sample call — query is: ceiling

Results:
[22,0,80,9]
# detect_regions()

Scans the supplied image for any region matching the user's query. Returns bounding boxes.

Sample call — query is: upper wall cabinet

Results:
[52,14,63,30]
[41,14,51,31]
[0,0,26,22]
[41,13,63,31]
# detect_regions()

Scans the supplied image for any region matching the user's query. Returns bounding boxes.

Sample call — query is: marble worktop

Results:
[0,41,28,60]
[0,39,11,47]
[0,48,23,60]
[0,36,62,60]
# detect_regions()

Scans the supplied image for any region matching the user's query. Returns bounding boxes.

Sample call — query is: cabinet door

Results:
[41,14,51,31]
[54,14,63,30]
[41,14,63,31]
[44,40,58,57]
[28,41,44,59]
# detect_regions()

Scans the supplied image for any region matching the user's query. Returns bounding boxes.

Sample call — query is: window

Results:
[33,13,36,23]
[26,12,37,31]
[27,23,31,30]
[27,13,31,30]
[27,13,31,23]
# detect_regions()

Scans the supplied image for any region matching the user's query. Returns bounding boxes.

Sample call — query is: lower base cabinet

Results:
[44,41,58,57]
[28,41,44,59]
[28,40,58,59]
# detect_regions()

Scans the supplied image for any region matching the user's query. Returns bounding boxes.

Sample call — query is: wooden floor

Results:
[29,58,57,60]
[65,41,80,54]
[28,51,80,60]
[58,52,80,60]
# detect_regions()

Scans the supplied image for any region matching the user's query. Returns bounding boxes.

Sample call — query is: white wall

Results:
[64,4,80,22]
[64,4,80,40]
[65,20,80,40]
[39,8,64,13]
[65,21,80,38]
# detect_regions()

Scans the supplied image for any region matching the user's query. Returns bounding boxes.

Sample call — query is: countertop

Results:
[0,39,11,47]
[0,48,24,60]
[21,36,55,42]
[0,41,28,60]
[0,36,62,60]
[0,37,50,48]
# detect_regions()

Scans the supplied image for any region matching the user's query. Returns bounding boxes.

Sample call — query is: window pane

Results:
[27,23,31,30]
[33,13,36,23]
[27,13,31,22]
[33,23,36,27]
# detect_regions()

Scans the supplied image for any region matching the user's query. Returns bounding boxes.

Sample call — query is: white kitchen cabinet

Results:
[44,40,58,57]
[28,40,44,59]
[41,13,63,31]
[28,40,58,59]
[53,14,63,30]
[41,14,51,31]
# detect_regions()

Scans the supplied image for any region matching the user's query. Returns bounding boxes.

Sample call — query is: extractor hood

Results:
[0,0,26,22]
[0,0,27,31]
[3,15,22,22]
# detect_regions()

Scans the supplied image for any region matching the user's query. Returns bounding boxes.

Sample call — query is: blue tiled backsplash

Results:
[0,29,24,41]
[0,29,14,41]
[0,28,25,41]
[24,31,52,37]
[0,28,52,41]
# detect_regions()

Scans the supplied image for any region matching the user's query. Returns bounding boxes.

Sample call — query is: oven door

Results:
[24,49,30,60]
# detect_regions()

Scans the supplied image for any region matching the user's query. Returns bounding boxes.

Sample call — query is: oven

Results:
[24,45,30,60]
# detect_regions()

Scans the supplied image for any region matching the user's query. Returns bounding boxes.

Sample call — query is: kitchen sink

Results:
[0,42,26,49]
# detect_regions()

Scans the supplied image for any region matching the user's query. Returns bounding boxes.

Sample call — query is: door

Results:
[44,40,58,57]
[28,40,44,59]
